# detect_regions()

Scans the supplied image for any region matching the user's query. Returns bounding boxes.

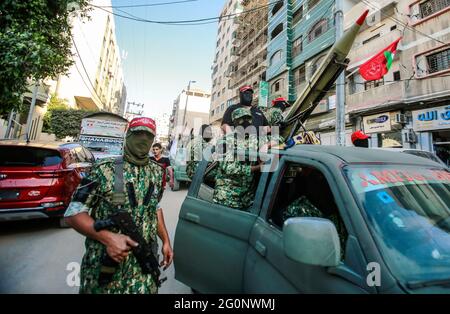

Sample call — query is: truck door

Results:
[244,156,371,293]
[173,158,269,293]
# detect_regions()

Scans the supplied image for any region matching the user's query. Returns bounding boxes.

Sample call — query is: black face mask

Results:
[353,138,369,148]
[240,91,253,106]
[274,102,287,111]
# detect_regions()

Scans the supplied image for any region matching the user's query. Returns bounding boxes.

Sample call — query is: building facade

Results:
[209,0,243,126]
[229,0,269,107]
[169,88,211,148]
[52,0,126,114]
[344,0,450,166]
[265,0,359,143]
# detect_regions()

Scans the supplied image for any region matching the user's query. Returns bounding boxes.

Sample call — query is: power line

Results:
[361,0,447,45]
[71,37,108,109]
[91,0,284,25]
[98,0,198,9]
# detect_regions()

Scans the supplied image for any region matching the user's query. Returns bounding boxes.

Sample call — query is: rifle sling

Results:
[112,157,126,207]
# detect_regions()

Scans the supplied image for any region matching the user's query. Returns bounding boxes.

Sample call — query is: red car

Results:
[0,141,94,225]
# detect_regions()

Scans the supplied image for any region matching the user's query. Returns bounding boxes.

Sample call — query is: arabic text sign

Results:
[363,112,397,134]
[413,105,450,132]
[80,118,128,138]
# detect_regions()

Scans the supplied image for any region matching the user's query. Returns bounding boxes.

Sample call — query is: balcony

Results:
[347,81,403,113]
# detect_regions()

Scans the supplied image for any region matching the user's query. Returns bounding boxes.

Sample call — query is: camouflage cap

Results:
[232,107,252,122]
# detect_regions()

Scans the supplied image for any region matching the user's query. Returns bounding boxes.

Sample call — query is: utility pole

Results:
[335,0,346,146]
[25,81,39,143]
[5,110,15,139]
[181,80,196,135]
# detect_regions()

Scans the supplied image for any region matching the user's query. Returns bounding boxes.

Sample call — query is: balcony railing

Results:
[347,81,403,113]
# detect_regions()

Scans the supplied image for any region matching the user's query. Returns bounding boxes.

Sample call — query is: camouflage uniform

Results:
[186,137,215,180]
[213,108,259,209]
[65,158,164,294]
[264,107,284,127]
[283,196,348,257]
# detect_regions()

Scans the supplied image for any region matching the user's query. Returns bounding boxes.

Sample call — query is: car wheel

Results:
[59,217,70,228]
[172,178,180,191]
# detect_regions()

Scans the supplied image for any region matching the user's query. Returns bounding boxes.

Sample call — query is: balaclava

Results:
[239,85,254,107]
[124,117,157,166]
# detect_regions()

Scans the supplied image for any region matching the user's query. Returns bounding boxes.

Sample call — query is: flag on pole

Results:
[359,37,402,81]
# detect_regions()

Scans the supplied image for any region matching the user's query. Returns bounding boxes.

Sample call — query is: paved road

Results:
[0,188,191,294]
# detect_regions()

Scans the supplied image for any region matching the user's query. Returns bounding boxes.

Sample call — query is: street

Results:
[0,188,190,294]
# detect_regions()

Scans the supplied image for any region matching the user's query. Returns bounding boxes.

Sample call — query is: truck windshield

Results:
[344,165,450,284]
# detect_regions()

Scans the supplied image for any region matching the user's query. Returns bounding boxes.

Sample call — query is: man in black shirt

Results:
[221,85,269,135]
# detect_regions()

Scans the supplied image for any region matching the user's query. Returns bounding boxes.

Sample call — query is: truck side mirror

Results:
[283,217,341,267]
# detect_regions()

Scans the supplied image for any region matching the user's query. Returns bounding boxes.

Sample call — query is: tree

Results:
[48,108,91,139]
[0,0,90,115]
[42,93,94,139]
[42,93,69,133]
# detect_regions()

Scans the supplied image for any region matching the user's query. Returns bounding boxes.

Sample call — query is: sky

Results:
[109,0,225,118]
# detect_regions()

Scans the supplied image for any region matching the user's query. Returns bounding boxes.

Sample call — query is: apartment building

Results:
[169,88,211,148]
[229,0,269,107]
[52,0,126,114]
[344,0,450,166]
[210,0,243,126]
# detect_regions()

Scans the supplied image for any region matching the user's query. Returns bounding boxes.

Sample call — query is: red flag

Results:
[359,37,402,81]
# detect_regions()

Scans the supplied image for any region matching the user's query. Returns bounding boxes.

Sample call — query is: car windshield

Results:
[0,146,62,167]
[344,164,450,283]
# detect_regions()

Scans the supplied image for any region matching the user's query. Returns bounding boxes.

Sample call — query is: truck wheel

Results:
[172,179,180,191]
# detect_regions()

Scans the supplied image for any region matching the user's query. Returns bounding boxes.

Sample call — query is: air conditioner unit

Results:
[404,129,417,143]
[395,113,407,124]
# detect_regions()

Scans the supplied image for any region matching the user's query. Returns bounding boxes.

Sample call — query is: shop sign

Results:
[363,112,398,134]
[412,105,450,132]
[258,81,269,108]
[80,118,128,138]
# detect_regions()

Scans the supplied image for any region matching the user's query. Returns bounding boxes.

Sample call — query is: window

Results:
[271,23,284,40]
[362,33,380,45]
[393,71,401,81]
[420,0,450,18]
[292,36,303,57]
[221,103,225,111]
[390,25,397,31]
[267,163,347,256]
[292,6,303,25]
[0,147,62,167]
[272,79,283,93]
[426,48,450,74]
[270,50,283,65]
[364,78,384,90]
[272,1,284,16]
[294,65,306,86]
[308,0,320,11]
[308,19,328,42]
